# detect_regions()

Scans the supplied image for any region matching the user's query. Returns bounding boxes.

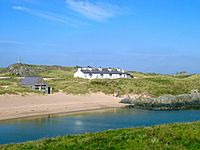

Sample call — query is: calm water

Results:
[1,108,200,144]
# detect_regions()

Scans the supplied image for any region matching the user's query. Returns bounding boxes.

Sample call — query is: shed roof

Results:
[20,77,47,86]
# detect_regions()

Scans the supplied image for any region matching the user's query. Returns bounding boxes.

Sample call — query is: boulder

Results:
[121,90,200,110]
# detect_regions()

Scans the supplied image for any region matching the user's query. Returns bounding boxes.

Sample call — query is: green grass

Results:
[1,64,200,97]
[1,121,200,149]
[45,73,200,97]
[0,78,38,95]
[38,67,200,96]
[0,68,10,77]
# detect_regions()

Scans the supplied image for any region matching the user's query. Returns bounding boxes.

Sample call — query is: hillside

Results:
[8,63,75,77]
[0,64,200,96]
[1,121,200,149]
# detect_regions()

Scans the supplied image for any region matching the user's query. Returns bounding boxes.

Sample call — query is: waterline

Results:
[0,108,200,144]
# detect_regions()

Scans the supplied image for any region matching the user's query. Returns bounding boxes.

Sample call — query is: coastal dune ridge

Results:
[0,92,125,121]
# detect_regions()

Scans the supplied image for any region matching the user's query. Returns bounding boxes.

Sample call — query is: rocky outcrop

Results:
[9,64,48,77]
[8,64,75,77]
[120,90,200,110]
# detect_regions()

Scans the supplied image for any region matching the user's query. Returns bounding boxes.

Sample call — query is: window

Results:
[35,85,39,90]
[41,85,46,90]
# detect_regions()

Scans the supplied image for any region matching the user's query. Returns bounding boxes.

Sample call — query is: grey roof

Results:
[81,70,130,75]
[20,77,47,86]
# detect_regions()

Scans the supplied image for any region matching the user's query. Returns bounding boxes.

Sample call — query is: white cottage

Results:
[74,67,132,79]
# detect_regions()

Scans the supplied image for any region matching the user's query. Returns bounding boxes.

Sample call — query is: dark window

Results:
[41,86,46,90]
[35,85,39,90]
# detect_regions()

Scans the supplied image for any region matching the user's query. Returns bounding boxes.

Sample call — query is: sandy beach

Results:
[0,93,125,121]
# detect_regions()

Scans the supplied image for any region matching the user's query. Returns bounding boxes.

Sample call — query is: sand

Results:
[0,93,125,121]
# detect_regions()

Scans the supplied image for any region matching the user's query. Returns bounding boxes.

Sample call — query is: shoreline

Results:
[0,92,126,121]
[0,107,124,122]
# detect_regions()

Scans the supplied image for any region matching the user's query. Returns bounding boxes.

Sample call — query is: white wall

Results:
[74,70,131,79]
[74,70,85,78]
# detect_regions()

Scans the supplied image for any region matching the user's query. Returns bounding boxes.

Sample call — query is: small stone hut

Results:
[20,76,52,94]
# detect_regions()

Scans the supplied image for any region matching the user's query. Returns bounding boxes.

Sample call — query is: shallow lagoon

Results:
[0,108,200,144]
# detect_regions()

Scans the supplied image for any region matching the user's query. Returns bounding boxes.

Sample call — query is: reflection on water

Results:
[0,108,200,144]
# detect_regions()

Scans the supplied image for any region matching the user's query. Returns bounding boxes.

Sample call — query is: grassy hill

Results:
[0,64,200,96]
[1,121,200,149]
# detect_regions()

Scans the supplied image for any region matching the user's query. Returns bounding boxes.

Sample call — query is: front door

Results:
[47,87,51,94]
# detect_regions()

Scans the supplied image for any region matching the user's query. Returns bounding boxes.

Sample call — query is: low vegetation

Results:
[0,78,37,95]
[1,121,200,149]
[1,64,200,97]
[0,68,9,77]
[46,73,200,97]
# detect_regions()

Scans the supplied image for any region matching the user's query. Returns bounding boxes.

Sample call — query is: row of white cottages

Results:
[19,67,132,94]
[74,67,133,79]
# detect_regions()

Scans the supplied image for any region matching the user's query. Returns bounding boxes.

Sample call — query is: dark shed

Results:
[20,77,51,94]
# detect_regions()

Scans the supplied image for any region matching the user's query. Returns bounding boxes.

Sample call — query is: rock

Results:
[121,90,200,110]
[113,91,120,97]
[120,95,142,104]
[120,98,131,104]
[8,64,48,77]
[120,95,131,104]
[8,63,74,77]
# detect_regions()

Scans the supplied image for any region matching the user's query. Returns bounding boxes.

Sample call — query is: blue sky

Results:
[0,0,200,73]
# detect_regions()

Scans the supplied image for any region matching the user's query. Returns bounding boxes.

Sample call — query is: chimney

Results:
[84,66,92,71]
[117,68,121,72]
[88,67,92,71]
[98,67,103,71]
[108,68,112,71]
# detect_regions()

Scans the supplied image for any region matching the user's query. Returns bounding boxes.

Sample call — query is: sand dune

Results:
[0,93,125,121]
